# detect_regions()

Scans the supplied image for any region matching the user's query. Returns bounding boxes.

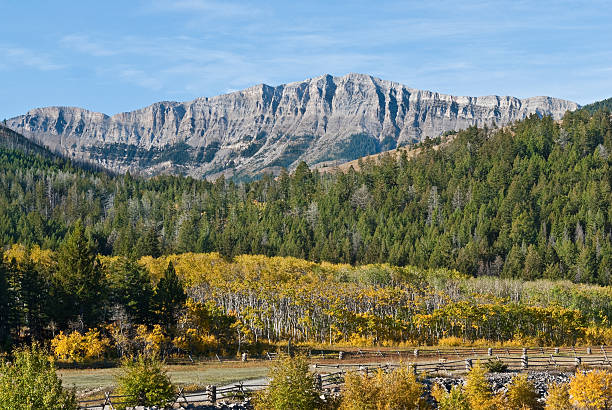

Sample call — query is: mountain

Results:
[6,73,579,179]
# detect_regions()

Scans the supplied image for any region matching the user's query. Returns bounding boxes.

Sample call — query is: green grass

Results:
[59,362,269,395]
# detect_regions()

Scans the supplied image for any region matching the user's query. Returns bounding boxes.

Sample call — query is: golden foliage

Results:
[431,384,470,410]
[339,366,426,410]
[51,329,110,361]
[437,336,465,347]
[568,370,612,409]
[3,243,27,264]
[465,362,495,410]
[506,374,541,410]
[545,382,571,410]
[135,325,169,357]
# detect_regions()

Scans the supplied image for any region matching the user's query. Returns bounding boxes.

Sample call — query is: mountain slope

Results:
[7,73,579,179]
[581,97,612,114]
[0,124,59,159]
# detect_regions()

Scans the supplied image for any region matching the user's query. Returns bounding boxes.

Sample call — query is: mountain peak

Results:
[7,73,579,180]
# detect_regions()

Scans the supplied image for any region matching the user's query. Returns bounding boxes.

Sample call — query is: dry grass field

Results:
[60,361,269,397]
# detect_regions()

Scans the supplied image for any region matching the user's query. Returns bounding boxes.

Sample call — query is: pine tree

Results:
[54,220,105,328]
[153,262,186,332]
[110,258,154,325]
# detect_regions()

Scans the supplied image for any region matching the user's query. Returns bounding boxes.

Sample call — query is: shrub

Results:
[484,359,508,373]
[545,382,571,410]
[437,336,464,347]
[0,344,77,410]
[465,362,494,410]
[255,355,322,410]
[339,366,426,409]
[568,369,612,409]
[51,328,110,362]
[506,374,541,410]
[114,355,175,410]
[432,383,470,410]
[339,371,379,409]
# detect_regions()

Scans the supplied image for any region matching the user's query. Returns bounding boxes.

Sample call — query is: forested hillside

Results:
[0,109,610,284]
[582,97,612,114]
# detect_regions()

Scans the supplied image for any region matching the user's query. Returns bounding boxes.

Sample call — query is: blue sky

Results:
[1,1,611,119]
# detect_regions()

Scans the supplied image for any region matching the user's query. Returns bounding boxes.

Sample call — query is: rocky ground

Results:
[427,370,572,397]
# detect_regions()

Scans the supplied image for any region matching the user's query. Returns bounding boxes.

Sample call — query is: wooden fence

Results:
[78,382,267,409]
[308,345,612,361]
[77,345,612,409]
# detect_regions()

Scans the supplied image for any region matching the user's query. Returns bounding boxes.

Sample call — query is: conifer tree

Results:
[153,262,186,332]
[54,220,105,328]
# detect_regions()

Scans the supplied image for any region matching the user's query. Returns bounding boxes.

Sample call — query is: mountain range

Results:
[6,73,579,179]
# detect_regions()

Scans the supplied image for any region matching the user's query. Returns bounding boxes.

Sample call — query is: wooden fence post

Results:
[488,348,493,356]
[103,391,112,409]
[575,357,582,368]
[413,348,419,358]
[316,373,322,390]
[208,385,217,405]
[241,352,248,362]
[554,347,559,355]
[338,351,344,360]
[601,346,611,367]
[521,354,528,370]
[586,347,592,355]
[465,358,473,372]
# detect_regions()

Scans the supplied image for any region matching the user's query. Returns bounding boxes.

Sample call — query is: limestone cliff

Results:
[7,73,579,179]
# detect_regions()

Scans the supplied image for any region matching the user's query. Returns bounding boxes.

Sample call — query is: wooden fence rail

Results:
[78,346,611,409]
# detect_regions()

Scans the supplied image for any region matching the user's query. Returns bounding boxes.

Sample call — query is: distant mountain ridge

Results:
[7,73,580,179]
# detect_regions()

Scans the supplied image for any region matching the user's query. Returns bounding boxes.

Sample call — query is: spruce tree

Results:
[153,262,186,332]
[55,220,105,328]
[110,258,154,325]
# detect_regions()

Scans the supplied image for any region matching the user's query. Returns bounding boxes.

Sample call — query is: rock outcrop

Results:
[7,73,579,179]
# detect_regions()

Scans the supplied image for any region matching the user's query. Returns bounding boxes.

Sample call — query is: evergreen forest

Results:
[0,108,610,285]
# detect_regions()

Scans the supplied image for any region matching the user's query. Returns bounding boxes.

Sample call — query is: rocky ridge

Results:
[7,73,579,179]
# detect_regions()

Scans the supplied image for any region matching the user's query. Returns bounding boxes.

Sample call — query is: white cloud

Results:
[61,35,117,57]
[0,46,64,71]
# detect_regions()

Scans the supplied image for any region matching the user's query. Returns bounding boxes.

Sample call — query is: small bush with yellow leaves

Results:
[545,382,571,410]
[339,366,427,410]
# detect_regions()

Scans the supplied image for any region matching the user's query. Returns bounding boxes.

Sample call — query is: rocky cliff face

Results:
[7,73,579,179]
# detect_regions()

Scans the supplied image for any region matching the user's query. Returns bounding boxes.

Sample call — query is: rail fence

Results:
[77,345,612,409]
[308,345,612,361]
[78,381,267,409]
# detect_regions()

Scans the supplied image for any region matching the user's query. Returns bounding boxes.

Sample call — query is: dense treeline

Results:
[2,237,612,354]
[1,109,610,284]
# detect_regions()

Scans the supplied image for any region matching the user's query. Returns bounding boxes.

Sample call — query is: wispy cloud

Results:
[61,35,117,57]
[0,46,64,71]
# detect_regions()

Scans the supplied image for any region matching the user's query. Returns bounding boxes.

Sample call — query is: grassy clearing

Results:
[59,362,269,396]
